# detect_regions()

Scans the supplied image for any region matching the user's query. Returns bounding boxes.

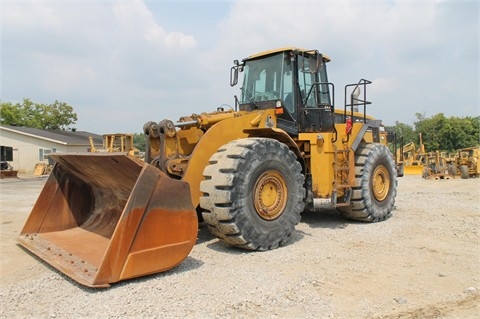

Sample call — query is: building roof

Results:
[0,125,103,145]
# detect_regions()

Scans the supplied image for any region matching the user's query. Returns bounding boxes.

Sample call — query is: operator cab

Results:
[231,47,334,135]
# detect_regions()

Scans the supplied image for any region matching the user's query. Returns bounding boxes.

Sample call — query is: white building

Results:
[0,125,103,174]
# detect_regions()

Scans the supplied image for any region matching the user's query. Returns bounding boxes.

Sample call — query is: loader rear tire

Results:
[448,164,457,176]
[200,138,305,251]
[338,143,397,222]
[460,165,469,179]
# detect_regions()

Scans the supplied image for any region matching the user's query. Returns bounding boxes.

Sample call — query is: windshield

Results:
[240,52,294,111]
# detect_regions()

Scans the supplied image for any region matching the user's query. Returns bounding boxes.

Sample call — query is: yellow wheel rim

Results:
[372,165,390,201]
[254,170,287,220]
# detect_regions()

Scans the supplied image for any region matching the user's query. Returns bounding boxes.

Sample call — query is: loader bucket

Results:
[18,153,198,288]
[403,165,424,175]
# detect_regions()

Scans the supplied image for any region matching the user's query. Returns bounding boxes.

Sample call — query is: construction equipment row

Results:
[396,135,479,179]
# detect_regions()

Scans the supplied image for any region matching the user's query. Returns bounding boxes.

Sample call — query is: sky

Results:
[1,0,478,134]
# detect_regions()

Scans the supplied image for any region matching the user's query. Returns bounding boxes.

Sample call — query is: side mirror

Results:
[230,66,238,87]
[230,60,242,87]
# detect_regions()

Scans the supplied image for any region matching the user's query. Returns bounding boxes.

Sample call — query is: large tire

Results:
[448,164,457,176]
[338,143,397,222]
[397,163,404,178]
[460,165,469,179]
[422,167,430,179]
[200,138,305,250]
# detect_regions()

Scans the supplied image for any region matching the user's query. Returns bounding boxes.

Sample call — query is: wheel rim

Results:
[372,165,390,202]
[254,170,288,220]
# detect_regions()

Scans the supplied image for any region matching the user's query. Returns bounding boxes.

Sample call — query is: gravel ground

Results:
[0,174,479,318]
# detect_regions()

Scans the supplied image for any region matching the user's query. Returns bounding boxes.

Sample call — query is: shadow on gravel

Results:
[196,222,216,244]
[68,256,205,292]
[196,208,355,254]
[205,240,254,255]
[196,223,243,254]
[106,255,204,290]
[300,208,351,229]
[16,243,204,293]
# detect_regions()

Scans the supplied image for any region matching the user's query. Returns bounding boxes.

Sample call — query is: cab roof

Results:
[244,47,331,63]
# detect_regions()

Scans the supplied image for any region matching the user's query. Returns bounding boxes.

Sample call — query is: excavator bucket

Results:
[18,153,198,288]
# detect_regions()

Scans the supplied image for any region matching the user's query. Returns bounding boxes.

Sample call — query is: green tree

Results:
[0,98,77,130]
[463,116,480,146]
[414,113,479,152]
[414,113,443,151]
[386,121,416,144]
[133,133,146,152]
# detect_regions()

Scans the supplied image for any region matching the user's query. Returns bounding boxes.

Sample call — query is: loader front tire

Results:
[200,138,305,251]
[338,143,397,222]
[460,165,469,179]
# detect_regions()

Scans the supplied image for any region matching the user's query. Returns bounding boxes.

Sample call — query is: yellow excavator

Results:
[18,47,398,287]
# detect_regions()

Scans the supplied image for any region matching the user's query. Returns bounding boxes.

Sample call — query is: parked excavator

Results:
[18,47,398,287]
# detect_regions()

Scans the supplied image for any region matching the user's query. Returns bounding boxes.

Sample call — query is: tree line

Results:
[386,113,479,153]
[1,98,77,131]
[1,99,478,153]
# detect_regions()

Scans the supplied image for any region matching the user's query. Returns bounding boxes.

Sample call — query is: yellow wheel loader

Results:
[421,151,453,180]
[396,133,426,175]
[449,146,480,179]
[89,133,141,157]
[18,47,398,287]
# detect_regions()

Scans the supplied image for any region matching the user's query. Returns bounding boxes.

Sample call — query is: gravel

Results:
[0,175,479,318]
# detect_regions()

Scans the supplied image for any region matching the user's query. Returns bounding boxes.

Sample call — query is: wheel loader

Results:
[397,133,426,175]
[421,151,453,180]
[89,133,141,157]
[18,47,397,287]
[448,146,480,178]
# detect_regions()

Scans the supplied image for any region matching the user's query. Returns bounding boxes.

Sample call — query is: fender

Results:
[243,127,305,172]
[182,111,265,207]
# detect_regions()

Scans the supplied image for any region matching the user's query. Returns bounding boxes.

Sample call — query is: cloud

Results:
[2,0,201,132]
[370,77,399,94]
[1,0,477,134]
[215,1,478,125]
[112,0,196,51]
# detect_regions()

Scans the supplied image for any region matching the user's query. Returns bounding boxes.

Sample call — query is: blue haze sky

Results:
[1,0,478,134]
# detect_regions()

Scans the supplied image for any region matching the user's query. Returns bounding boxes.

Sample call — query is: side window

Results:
[298,57,317,108]
[283,71,294,113]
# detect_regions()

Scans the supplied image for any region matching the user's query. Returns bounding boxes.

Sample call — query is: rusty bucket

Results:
[18,153,198,288]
